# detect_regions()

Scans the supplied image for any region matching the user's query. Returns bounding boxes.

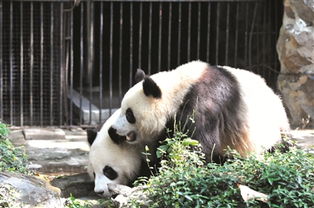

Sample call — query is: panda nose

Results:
[95,191,104,195]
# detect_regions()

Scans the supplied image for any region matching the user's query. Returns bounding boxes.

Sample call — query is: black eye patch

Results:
[103,165,118,180]
[126,108,136,124]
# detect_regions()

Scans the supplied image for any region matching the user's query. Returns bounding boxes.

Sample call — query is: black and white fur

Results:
[88,109,149,197]
[109,61,290,162]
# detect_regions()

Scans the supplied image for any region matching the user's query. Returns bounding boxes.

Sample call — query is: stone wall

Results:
[277,0,314,128]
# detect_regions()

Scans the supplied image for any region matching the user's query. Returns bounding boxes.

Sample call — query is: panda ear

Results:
[134,69,146,84]
[143,77,162,99]
[87,128,98,146]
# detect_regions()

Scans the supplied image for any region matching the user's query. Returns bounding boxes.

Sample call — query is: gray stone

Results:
[7,129,25,146]
[0,172,63,208]
[277,0,314,128]
[290,129,314,151]
[51,173,95,198]
[26,139,89,174]
[24,128,66,140]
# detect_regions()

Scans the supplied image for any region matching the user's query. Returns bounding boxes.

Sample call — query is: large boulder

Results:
[277,0,314,128]
[0,172,63,208]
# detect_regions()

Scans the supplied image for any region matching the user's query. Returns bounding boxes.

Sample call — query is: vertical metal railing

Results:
[0,0,283,127]
[0,1,3,121]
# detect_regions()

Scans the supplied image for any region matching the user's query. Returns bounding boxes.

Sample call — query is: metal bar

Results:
[248,3,257,67]
[244,2,249,66]
[225,2,230,65]
[262,0,266,71]
[0,1,2,120]
[274,0,278,72]
[20,2,24,126]
[215,2,220,65]
[267,1,271,79]
[50,2,54,125]
[187,2,191,61]
[148,2,152,74]
[69,3,74,125]
[177,3,181,65]
[196,2,201,59]
[234,2,239,66]
[30,2,34,125]
[79,3,84,124]
[138,2,142,68]
[129,2,133,87]
[206,3,211,62]
[64,9,69,126]
[99,1,103,123]
[256,2,260,71]
[118,2,123,99]
[109,2,113,115]
[87,1,94,124]
[40,3,44,126]
[60,3,64,125]
[158,3,162,71]
[9,1,13,125]
[167,2,172,69]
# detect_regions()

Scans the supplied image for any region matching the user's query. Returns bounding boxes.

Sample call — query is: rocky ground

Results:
[6,127,99,207]
[5,127,314,207]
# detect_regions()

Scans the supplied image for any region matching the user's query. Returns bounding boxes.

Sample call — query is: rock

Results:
[277,0,314,128]
[7,129,25,146]
[24,128,66,140]
[19,127,90,174]
[290,129,314,153]
[0,172,63,208]
[51,173,95,198]
[107,183,150,208]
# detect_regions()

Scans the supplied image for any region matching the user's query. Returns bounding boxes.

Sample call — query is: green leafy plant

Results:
[65,194,116,208]
[130,129,314,208]
[65,194,88,208]
[0,122,29,174]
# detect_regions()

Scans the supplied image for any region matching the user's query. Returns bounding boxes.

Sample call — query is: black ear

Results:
[143,77,162,98]
[87,129,98,146]
[134,69,146,84]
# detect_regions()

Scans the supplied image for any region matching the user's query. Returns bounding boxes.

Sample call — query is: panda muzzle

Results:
[126,131,136,142]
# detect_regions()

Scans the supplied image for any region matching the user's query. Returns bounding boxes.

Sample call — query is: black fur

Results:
[108,127,127,145]
[103,165,118,180]
[134,69,146,84]
[126,108,136,124]
[143,77,162,98]
[87,128,98,145]
[158,65,243,163]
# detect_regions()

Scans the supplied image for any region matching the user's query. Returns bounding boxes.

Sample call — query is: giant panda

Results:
[108,60,290,162]
[88,109,150,197]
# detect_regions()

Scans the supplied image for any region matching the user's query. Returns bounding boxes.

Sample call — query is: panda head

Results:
[88,109,142,197]
[108,69,172,145]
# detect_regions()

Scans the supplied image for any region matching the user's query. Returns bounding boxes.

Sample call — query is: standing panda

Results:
[88,109,150,197]
[108,61,290,162]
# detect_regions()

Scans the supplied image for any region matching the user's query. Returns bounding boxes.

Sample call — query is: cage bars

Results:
[0,0,283,127]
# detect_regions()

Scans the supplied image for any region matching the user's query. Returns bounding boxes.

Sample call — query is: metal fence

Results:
[0,0,283,127]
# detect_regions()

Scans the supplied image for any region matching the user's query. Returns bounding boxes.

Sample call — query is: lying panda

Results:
[88,109,150,197]
[108,60,290,162]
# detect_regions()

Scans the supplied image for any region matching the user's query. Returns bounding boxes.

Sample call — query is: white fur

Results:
[223,66,290,153]
[88,109,142,197]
